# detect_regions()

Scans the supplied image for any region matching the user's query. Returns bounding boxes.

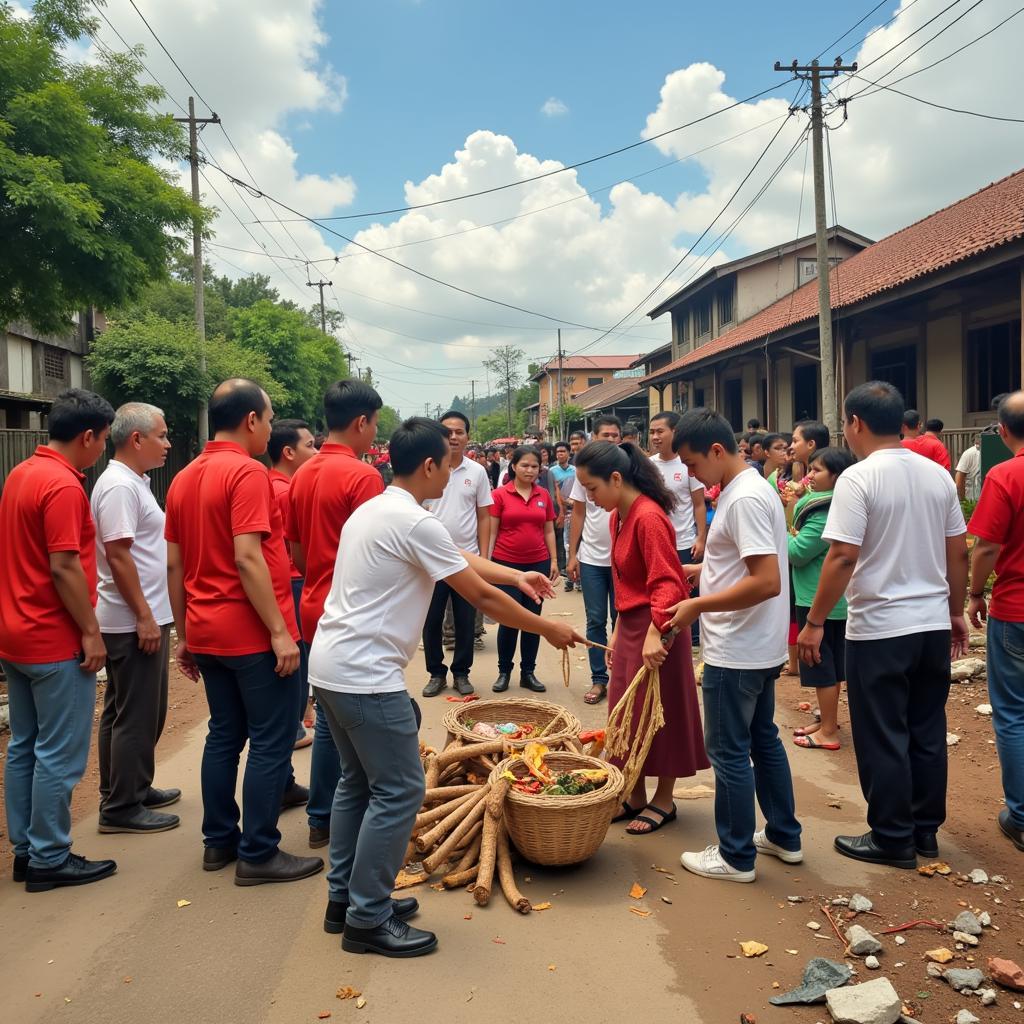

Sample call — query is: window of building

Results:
[718,286,734,327]
[43,345,65,380]
[869,343,917,409]
[587,376,603,387]
[693,387,705,408]
[679,310,690,344]
[967,319,1021,412]
[792,363,819,423]
[723,378,743,431]
[696,299,712,337]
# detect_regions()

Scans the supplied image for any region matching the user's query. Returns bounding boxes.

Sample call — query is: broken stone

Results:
[807,921,822,931]
[953,931,979,947]
[926,963,945,978]
[951,657,986,680]
[846,925,883,957]
[946,733,960,746]
[988,957,1024,991]
[990,876,1005,885]
[824,977,902,1024]
[864,956,880,970]
[894,935,906,946]
[975,703,992,716]
[925,948,955,964]
[849,894,874,914]
[953,910,983,935]
[979,989,997,1006]
[968,868,989,884]
[768,957,853,1006]
[943,968,986,992]
[832,896,851,907]
[954,1011,980,1024]
[788,895,804,903]
[978,911,992,926]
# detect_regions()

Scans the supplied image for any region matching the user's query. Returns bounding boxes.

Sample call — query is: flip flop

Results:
[627,803,677,835]
[794,735,840,751]
[583,685,607,705]
[793,726,820,737]
[611,801,644,824]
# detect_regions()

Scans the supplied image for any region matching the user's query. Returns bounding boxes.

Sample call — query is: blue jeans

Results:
[315,689,426,928]
[702,664,801,871]
[988,616,1024,829]
[2,658,96,867]
[579,562,616,686]
[307,699,341,830]
[194,651,300,863]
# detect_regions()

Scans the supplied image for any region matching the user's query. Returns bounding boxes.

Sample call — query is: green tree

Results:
[483,345,526,435]
[475,410,513,443]
[115,276,233,341]
[86,313,284,446]
[210,272,284,309]
[374,405,401,442]
[0,2,197,334]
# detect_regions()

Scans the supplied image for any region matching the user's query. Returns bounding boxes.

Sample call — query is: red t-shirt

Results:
[968,447,1024,622]
[489,481,555,564]
[0,446,97,664]
[269,469,301,580]
[901,434,951,471]
[285,442,384,642]
[164,440,299,656]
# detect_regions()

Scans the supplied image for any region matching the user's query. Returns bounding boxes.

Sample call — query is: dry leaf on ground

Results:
[917,862,952,877]
[924,948,954,963]
[672,784,715,800]
[533,902,552,911]
[336,987,361,1000]
[176,899,191,908]
[740,941,769,958]
[394,870,425,889]
[629,882,648,899]
[355,997,367,1009]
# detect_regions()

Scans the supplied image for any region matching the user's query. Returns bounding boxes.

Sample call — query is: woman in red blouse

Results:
[575,441,709,835]
[487,446,561,694]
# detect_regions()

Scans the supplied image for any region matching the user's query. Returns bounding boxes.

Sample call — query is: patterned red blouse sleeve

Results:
[636,507,688,632]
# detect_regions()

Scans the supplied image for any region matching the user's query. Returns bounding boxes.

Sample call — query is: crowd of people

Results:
[0,375,1021,961]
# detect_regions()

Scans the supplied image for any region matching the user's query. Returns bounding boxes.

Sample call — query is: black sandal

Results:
[627,803,677,835]
[611,801,643,824]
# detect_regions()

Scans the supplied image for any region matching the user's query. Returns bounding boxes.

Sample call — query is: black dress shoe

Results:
[25,852,117,892]
[281,782,309,809]
[202,846,238,871]
[422,675,447,698]
[99,808,180,834]
[453,674,474,696]
[999,808,1024,852]
[324,896,419,933]
[834,832,916,870]
[234,849,324,886]
[519,672,546,693]
[914,831,939,859]
[492,672,511,693]
[342,914,438,957]
[13,855,28,883]
[143,787,182,809]
[309,825,330,849]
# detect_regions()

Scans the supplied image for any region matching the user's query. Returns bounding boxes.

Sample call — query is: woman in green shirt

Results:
[789,447,856,752]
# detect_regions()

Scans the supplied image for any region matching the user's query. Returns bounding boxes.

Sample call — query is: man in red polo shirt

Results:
[968,390,1024,854]
[287,379,384,849]
[165,379,323,886]
[0,388,117,892]
[901,410,952,470]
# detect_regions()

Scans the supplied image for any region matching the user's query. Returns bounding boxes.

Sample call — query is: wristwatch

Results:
[661,625,681,648]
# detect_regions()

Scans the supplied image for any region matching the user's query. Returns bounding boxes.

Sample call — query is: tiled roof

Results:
[531,354,643,380]
[574,375,644,411]
[644,167,1024,384]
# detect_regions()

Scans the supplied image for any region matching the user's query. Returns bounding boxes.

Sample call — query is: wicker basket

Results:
[443,697,582,751]
[490,752,624,866]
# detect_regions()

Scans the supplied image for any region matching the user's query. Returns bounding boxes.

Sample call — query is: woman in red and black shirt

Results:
[488,445,560,693]
[575,441,709,835]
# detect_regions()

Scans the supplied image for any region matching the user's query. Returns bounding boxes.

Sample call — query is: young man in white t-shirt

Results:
[91,402,180,835]
[567,414,622,704]
[308,417,582,959]
[420,410,494,697]
[799,381,968,869]
[669,409,801,883]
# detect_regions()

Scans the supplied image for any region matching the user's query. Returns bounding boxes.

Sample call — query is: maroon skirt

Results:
[608,606,710,779]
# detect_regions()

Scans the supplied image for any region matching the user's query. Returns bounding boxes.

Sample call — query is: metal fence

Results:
[0,429,191,505]
[830,427,978,471]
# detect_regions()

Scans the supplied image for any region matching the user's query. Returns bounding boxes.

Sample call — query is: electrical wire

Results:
[813,0,901,60]
[850,76,1024,122]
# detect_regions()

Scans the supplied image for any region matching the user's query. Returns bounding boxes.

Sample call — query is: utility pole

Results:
[774,59,855,433]
[173,97,220,445]
[556,329,565,441]
[348,355,360,381]
[307,277,333,335]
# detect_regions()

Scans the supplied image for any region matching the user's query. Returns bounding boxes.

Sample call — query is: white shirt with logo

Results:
[823,446,965,640]
[422,457,494,553]
[91,459,173,633]
[651,453,704,551]
[700,468,789,670]
[569,476,612,567]
[309,487,469,693]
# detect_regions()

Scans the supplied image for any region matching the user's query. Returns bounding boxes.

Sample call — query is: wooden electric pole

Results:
[173,97,220,446]
[308,277,333,335]
[774,59,856,433]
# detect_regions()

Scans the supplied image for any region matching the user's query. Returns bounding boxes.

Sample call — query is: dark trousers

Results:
[194,651,300,863]
[556,522,568,576]
[291,576,309,742]
[423,579,475,678]
[494,557,549,674]
[98,626,171,819]
[845,630,951,847]
[678,546,701,645]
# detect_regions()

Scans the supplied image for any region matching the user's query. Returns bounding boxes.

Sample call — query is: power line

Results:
[849,76,1024,122]
[817,0,927,62]
[813,0,898,60]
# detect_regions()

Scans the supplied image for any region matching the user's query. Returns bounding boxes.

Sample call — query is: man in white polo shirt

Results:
[799,381,968,869]
[567,415,622,705]
[91,403,180,834]
[308,417,582,958]
[421,410,493,697]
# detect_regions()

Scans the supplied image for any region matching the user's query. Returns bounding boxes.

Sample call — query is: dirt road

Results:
[1,591,1019,1024]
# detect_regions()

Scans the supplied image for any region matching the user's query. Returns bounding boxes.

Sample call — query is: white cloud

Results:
[541,97,569,117]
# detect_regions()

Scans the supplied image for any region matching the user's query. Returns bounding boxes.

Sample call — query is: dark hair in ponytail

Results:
[575,441,675,514]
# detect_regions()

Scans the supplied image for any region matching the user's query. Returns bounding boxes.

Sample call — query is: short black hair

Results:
[762,432,788,450]
[47,388,115,442]
[794,419,830,451]
[268,418,310,463]
[997,392,1024,439]
[390,416,450,476]
[592,414,622,434]
[621,424,639,438]
[808,445,856,478]
[925,417,943,433]
[554,440,570,453]
[902,408,921,430]
[747,432,766,450]
[324,378,383,432]
[846,381,905,435]
[992,392,1010,410]
[651,410,681,429]
[746,418,761,430]
[209,379,267,434]
[440,409,470,432]
[569,430,586,442]
[674,408,738,455]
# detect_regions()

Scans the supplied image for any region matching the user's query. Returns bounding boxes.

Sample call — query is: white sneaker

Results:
[753,830,803,864]
[680,845,756,883]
